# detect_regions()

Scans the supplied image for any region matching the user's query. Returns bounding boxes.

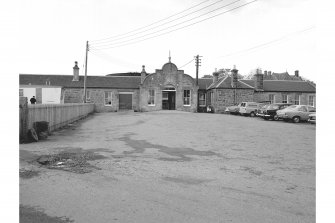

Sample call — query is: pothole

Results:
[35,151,106,174]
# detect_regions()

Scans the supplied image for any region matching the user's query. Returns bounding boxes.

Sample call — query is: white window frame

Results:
[282,94,288,103]
[183,90,191,106]
[294,94,300,105]
[104,91,112,106]
[269,94,275,104]
[148,89,155,106]
[86,90,91,102]
[19,89,23,97]
[199,92,206,107]
[308,95,315,107]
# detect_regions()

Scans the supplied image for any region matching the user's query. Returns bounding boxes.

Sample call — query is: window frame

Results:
[269,94,275,104]
[294,94,300,105]
[183,89,191,106]
[148,89,155,106]
[86,90,91,102]
[104,91,112,106]
[282,94,288,104]
[308,95,315,107]
[199,92,206,107]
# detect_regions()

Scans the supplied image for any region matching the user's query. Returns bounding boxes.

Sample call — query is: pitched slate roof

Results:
[239,79,316,92]
[207,76,254,90]
[19,74,141,89]
[198,78,213,90]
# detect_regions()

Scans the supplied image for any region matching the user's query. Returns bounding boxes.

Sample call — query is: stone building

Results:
[19,59,316,113]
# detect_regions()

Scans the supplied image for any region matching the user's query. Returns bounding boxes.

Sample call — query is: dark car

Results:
[262,103,292,120]
[257,104,270,118]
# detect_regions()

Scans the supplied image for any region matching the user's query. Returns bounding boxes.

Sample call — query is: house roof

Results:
[207,76,254,90]
[19,74,141,89]
[198,78,213,90]
[239,79,316,92]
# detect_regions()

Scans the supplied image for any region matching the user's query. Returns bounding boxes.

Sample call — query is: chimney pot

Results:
[231,66,238,88]
[295,70,299,77]
[72,61,80,81]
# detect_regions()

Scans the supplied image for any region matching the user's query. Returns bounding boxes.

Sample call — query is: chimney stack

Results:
[212,69,219,83]
[72,61,79,81]
[295,70,299,77]
[140,65,147,84]
[254,68,264,90]
[231,65,238,88]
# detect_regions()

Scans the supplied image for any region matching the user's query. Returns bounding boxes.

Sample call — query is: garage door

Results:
[119,93,132,110]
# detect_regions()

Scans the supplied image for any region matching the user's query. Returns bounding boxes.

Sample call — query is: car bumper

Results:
[257,113,265,117]
[308,119,316,124]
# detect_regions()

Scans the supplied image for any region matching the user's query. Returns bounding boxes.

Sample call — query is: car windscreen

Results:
[268,104,279,110]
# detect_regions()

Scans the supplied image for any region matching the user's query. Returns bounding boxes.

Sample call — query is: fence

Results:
[20,97,95,142]
[27,103,95,131]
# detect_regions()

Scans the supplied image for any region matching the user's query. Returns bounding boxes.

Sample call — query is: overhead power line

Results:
[90,0,243,48]
[179,58,195,69]
[217,26,315,59]
[90,0,211,43]
[91,0,236,46]
[90,0,258,50]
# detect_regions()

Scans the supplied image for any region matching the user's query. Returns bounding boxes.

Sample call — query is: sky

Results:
[15,0,316,80]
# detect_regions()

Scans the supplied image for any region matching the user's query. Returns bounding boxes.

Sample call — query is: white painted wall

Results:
[23,88,36,103]
[42,88,62,104]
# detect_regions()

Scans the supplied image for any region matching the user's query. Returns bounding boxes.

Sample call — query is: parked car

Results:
[308,113,316,124]
[261,103,293,120]
[239,102,262,117]
[276,105,316,123]
[256,104,270,117]
[226,103,242,115]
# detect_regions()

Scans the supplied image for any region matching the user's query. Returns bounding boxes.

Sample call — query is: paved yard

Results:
[20,111,315,223]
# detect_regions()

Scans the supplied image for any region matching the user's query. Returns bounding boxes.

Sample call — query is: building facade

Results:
[19,60,316,113]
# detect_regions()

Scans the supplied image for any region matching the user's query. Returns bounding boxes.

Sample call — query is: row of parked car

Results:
[226,102,316,124]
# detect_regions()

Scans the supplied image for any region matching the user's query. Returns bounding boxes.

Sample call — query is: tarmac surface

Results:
[20,111,315,223]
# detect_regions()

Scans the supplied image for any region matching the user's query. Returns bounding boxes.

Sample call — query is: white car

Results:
[239,102,261,117]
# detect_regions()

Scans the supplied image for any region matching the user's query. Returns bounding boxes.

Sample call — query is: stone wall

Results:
[209,88,254,113]
[64,88,140,112]
[140,64,198,112]
[254,92,316,106]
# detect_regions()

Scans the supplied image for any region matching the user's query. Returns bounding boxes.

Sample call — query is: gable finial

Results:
[169,50,171,62]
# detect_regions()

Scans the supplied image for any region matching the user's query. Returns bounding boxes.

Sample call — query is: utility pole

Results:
[195,55,202,112]
[83,41,89,103]
[194,55,202,86]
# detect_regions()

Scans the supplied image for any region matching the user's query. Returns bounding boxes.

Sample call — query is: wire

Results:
[90,0,243,48]
[91,0,258,50]
[91,0,237,45]
[217,26,315,59]
[90,0,211,43]
[179,58,195,69]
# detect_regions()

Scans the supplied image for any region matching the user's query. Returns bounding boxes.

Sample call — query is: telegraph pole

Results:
[83,41,89,103]
[194,55,202,86]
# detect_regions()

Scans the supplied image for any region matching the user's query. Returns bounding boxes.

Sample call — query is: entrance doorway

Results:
[162,91,175,110]
[119,93,132,110]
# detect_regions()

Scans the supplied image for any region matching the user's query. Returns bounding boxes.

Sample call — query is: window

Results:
[210,92,214,105]
[269,94,275,104]
[86,90,91,102]
[308,95,315,107]
[282,94,288,103]
[183,90,190,106]
[199,93,206,107]
[294,94,300,105]
[19,89,23,97]
[104,91,112,106]
[162,92,168,100]
[148,89,155,105]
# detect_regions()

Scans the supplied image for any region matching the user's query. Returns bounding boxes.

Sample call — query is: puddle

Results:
[20,205,74,223]
[162,176,211,185]
[19,169,40,179]
[119,133,222,162]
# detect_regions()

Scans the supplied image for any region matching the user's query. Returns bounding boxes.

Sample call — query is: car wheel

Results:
[292,116,300,123]
[274,115,279,121]
[250,112,255,117]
